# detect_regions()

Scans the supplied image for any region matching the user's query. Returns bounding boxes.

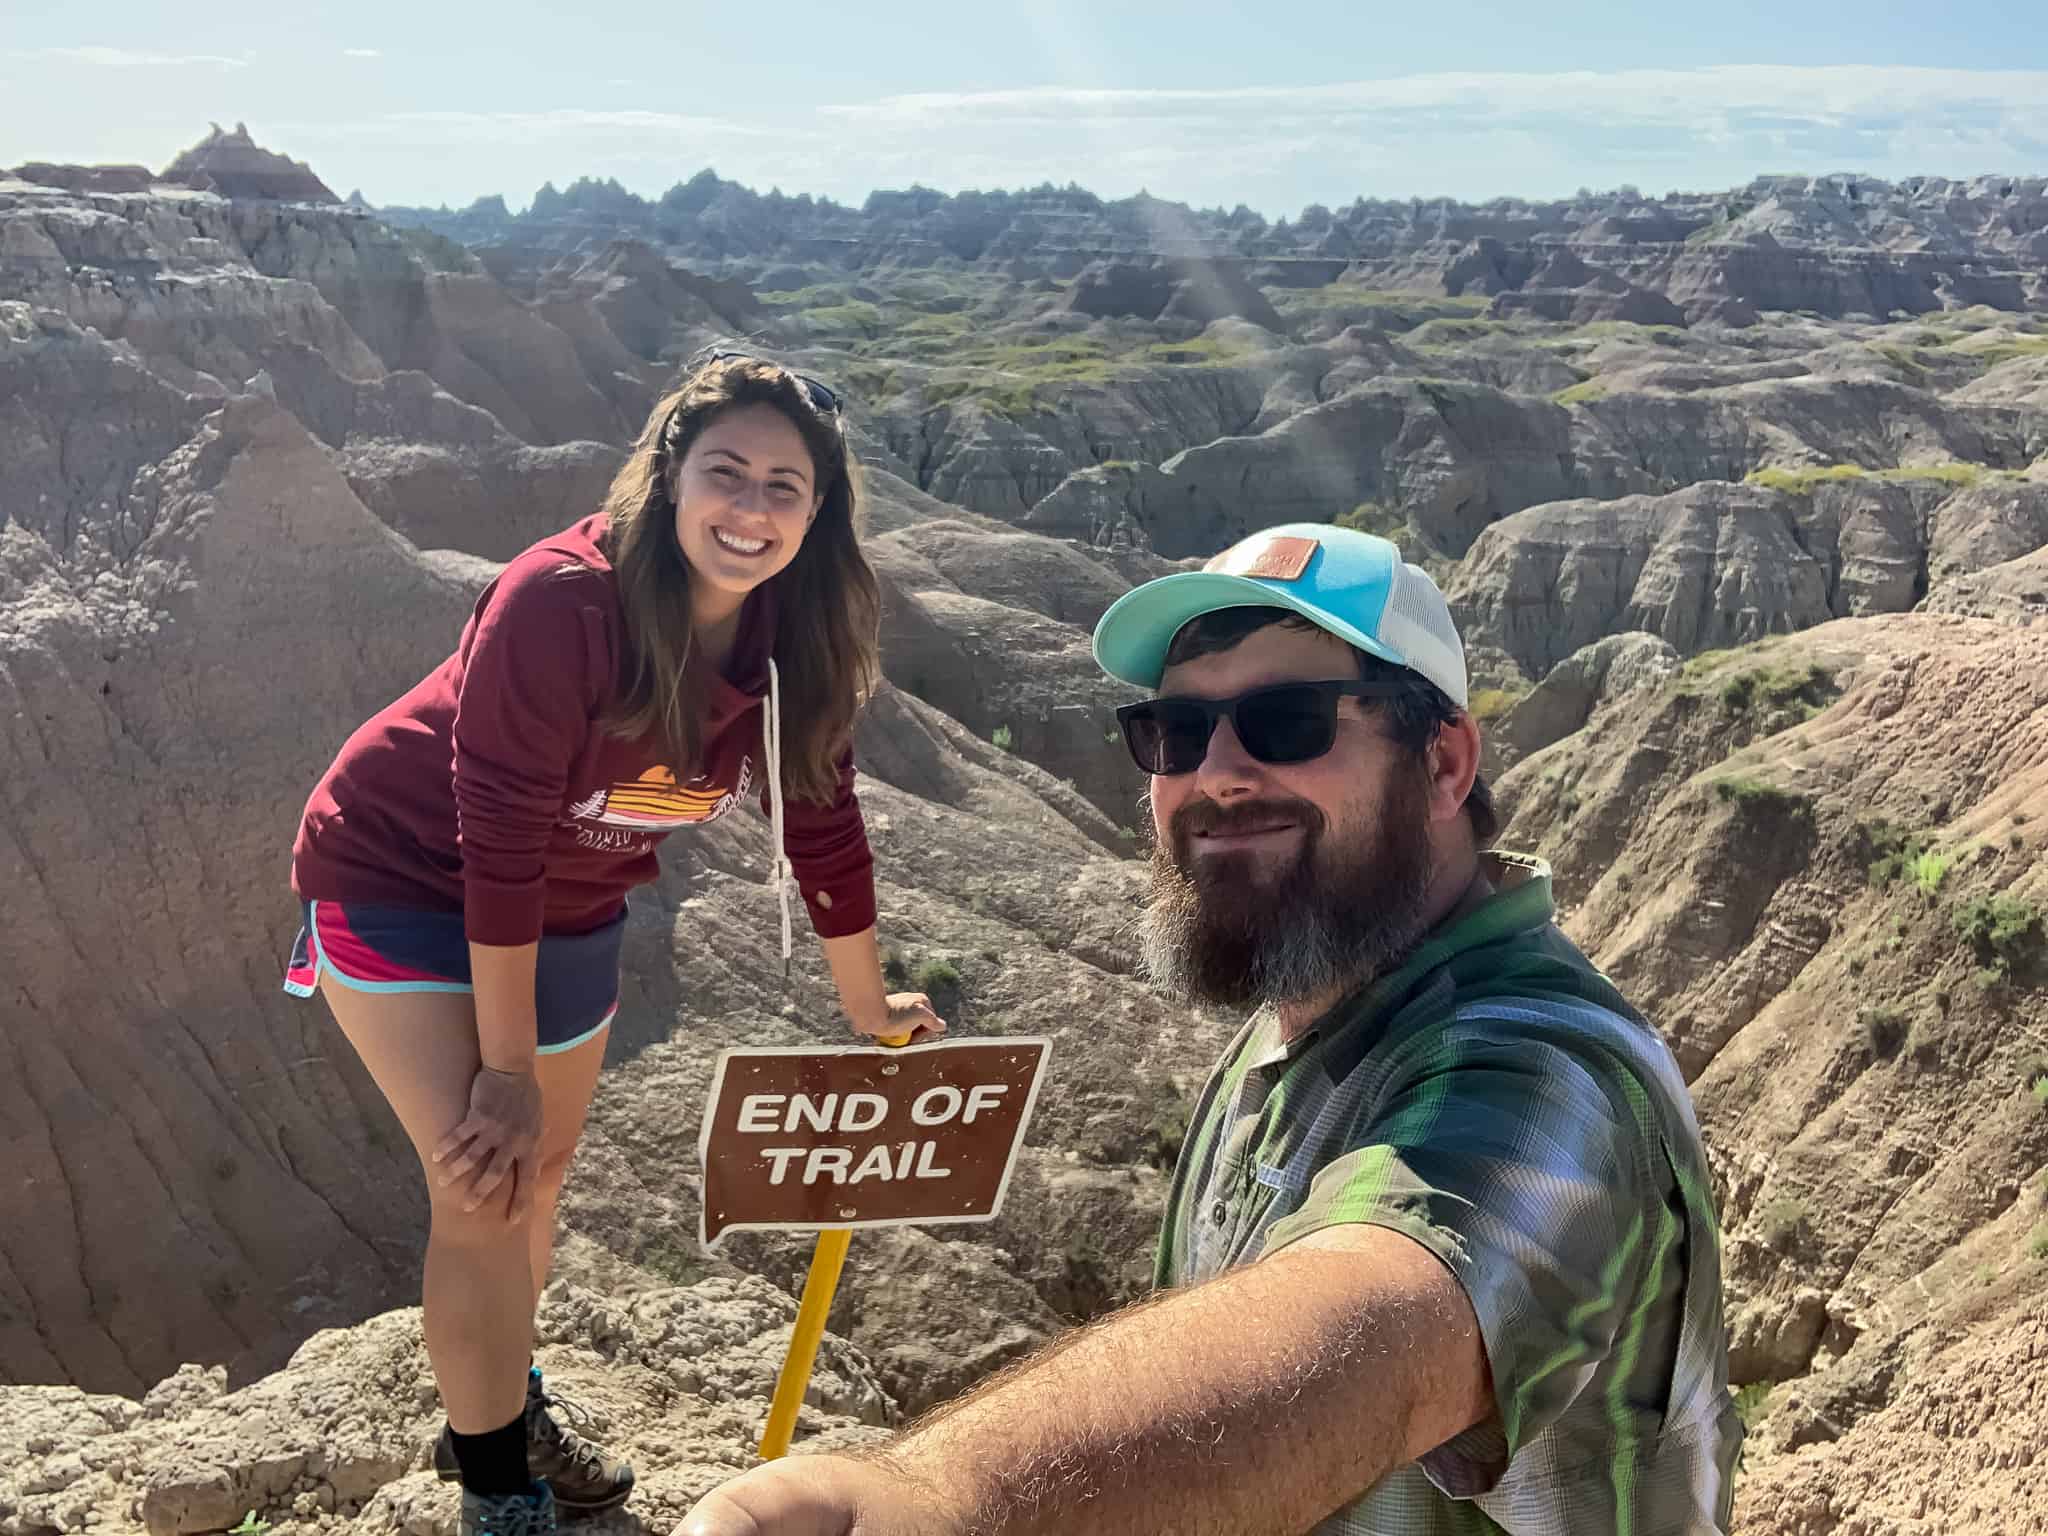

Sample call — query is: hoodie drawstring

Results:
[766,657,794,977]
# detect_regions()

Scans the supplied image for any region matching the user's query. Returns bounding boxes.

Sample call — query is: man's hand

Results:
[674,1453,945,1536]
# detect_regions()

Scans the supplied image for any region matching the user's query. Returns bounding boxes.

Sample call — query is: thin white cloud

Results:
[370,109,775,142]
[280,66,2048,214]
[344,48,383,60]
[821,67,2048,127]
[5,45,246,69]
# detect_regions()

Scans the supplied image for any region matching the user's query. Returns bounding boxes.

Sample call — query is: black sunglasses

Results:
[1115,680,1407,776]
[695,348,842,416]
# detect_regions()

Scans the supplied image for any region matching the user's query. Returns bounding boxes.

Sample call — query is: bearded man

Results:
[679,524,1742,1536]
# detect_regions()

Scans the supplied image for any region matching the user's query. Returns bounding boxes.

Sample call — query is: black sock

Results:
[448,1412,530,1498]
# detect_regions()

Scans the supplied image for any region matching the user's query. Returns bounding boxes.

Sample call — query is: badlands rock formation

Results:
[379,171,2048,326]
[162,123,338,204]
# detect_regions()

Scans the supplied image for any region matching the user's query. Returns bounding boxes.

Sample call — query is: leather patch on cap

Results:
[1206,534,1319,582]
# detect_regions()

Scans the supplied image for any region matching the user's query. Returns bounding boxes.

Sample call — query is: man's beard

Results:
[1140,770,1436,1014]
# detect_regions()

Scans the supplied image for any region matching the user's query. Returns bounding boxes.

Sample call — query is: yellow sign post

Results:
[757,1030,907,1462]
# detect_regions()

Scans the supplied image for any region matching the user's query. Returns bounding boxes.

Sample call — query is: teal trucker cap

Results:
[1091,522,1469,708]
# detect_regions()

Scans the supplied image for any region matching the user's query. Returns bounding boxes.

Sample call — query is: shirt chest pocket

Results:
[1209,1160,1312,1266]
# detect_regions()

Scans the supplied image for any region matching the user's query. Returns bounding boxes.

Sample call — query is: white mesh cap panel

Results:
[1380,561,1469,708]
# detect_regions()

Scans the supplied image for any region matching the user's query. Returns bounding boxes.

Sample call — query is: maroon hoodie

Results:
[290,514,877,946]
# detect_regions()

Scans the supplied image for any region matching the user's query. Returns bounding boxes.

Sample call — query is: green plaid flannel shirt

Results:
[1157,852,1741,1535]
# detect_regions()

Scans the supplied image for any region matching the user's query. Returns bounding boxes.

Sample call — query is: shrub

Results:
[881,948,909,987]
[2031,1225,2048,1262]
[1713,776,1806,811]
[1719,659,1834,717]
[1910,850,1954,897]
[1861,1005,1908,1060]
[912,958,962,994]
[1862,821,1932,889]
[1467,685,1529,724]
[1733,1381,1773,1430]
[1758,1195,1808,1251]
[1552,378,1609,406]
[1756,662,1835,709]
[1951,892,2045,977]
[991,724,1014,751]
[1334,501,1403,538]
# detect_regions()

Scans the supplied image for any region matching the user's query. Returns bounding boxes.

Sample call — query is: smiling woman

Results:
[283,349,946,1535]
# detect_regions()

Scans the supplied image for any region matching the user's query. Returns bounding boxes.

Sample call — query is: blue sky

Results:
[3,1,2045,215]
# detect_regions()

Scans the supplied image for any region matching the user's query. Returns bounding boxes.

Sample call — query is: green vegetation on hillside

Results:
[1550,377,1609,406]
[1406,316,1513,348]
[1712,775,1809,812]
[1943,332,2048,367]
[1264,285,1491,330]
[1711,658,1836,719]
[1746,461,2025,494]
[916,331,1269,416]
[1863,821,1935,890]
[1952,892,2044,981]
[1867,342,1936,377]
[1563,320,1687,346]
[1758,1195,1809,1251]
[1467,684,1529,725]
[1909,849,1955,898]
[1733,1381,1774,1429]
[1333,501,1404,537]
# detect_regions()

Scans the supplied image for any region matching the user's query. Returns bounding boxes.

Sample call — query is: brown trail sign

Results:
[697,1037,1051,1245]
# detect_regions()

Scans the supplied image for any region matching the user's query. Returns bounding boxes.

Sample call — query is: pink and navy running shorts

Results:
[283,900,625,1054]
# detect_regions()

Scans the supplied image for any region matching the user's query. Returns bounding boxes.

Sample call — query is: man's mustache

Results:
[1168,795,1328,848]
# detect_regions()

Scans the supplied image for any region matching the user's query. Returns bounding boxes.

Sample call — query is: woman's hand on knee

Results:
[432,1064,545,1222]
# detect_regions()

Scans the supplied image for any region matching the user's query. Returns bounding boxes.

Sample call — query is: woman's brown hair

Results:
[597,355,880,804]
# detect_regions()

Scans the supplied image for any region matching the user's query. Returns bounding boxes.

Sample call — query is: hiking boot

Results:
[436,1368,636,1515]
[457,1482,556,1536]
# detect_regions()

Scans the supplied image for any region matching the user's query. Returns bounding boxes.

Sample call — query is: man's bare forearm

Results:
[878,1228,1491,1536]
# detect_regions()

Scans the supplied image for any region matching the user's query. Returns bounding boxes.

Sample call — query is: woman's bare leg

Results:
[319,978,532,1434]
[526,1025,610,1309]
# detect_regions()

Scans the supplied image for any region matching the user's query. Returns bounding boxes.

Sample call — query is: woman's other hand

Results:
[431,1063,544,1220]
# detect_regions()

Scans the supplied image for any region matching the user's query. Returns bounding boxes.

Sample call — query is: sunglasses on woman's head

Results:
[696,348,842,416]
[1115,679,1407,776]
